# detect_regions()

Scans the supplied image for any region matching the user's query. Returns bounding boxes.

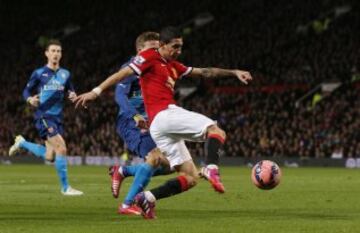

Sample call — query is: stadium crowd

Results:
[0,0,359,159]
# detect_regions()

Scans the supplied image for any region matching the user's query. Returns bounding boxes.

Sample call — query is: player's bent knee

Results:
[188,179,197,189]
[45,150,55,162]
[55,145,67,156]
[146,157,160,167]
[220,129,226,140]
[184,175,197,189]
[146,148,163,168]
[207,125,226,140]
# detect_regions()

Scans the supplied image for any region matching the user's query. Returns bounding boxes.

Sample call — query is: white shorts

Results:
[150,105,216,168]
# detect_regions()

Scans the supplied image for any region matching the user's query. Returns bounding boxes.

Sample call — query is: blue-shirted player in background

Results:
[109,32,171,215]
[9,39,83,196]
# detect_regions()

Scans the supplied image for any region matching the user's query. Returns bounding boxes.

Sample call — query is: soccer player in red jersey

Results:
[75,26,252,218]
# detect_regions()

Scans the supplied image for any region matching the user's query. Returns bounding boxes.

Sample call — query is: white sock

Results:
[144,191,156,203]
[122,203,129,208]
[118,166,124,176]
[207,164,218,169]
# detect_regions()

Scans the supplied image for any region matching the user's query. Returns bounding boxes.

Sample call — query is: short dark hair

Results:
[45,39,62,50]
[135,32,159,50]
[160,26,182,44]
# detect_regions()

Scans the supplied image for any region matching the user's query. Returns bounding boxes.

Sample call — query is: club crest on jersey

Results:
[133,56,145,65]
[60,72,66,79]
[170,68,179,79]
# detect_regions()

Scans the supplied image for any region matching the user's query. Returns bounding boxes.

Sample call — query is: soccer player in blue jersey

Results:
[109,31,171,215]
[9,39,83,196]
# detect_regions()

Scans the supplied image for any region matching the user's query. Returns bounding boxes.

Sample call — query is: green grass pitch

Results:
[1,165,360,233]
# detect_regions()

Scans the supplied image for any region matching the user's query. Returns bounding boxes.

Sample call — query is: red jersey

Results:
[129,49,192,124]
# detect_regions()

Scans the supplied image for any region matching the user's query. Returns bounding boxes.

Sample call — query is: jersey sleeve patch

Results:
[133,55,145,65]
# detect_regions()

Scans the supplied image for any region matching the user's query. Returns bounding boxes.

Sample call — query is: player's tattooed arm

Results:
[190,68,233,78]
[204,68,233,78]
[190,67,253,84]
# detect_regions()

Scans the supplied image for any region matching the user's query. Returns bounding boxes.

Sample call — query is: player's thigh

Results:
[45,140,56,160]
[47,134,67,154]
[154,138,193,169]
[151,105,215,142]
[150,118,194,169]
[146,147,170,168]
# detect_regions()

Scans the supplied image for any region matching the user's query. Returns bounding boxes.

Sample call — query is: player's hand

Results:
[74,91,98,109]
[27,95,40,107]
[68,91,77,102]
[133,114,148,129]
[234,70,252,85]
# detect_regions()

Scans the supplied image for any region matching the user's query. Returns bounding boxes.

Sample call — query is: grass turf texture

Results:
[0,165,359,233]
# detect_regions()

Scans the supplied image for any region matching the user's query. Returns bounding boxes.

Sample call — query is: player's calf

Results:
[202,125,226,193]
[205,125,226,165]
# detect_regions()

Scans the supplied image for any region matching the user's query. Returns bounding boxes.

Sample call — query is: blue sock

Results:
[19,141,46,160]
[124,163,154,205]
[122,164,142,177]
[55,155,69,191]
[122,164,171,177]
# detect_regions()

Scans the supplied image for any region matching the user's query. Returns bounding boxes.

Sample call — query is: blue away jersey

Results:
[114,58,157,157]
[23,65,74,120]
[114,59,146,119]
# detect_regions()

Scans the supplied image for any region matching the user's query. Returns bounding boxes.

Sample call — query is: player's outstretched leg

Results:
[9,135,46,159]
[201,125,226,193]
